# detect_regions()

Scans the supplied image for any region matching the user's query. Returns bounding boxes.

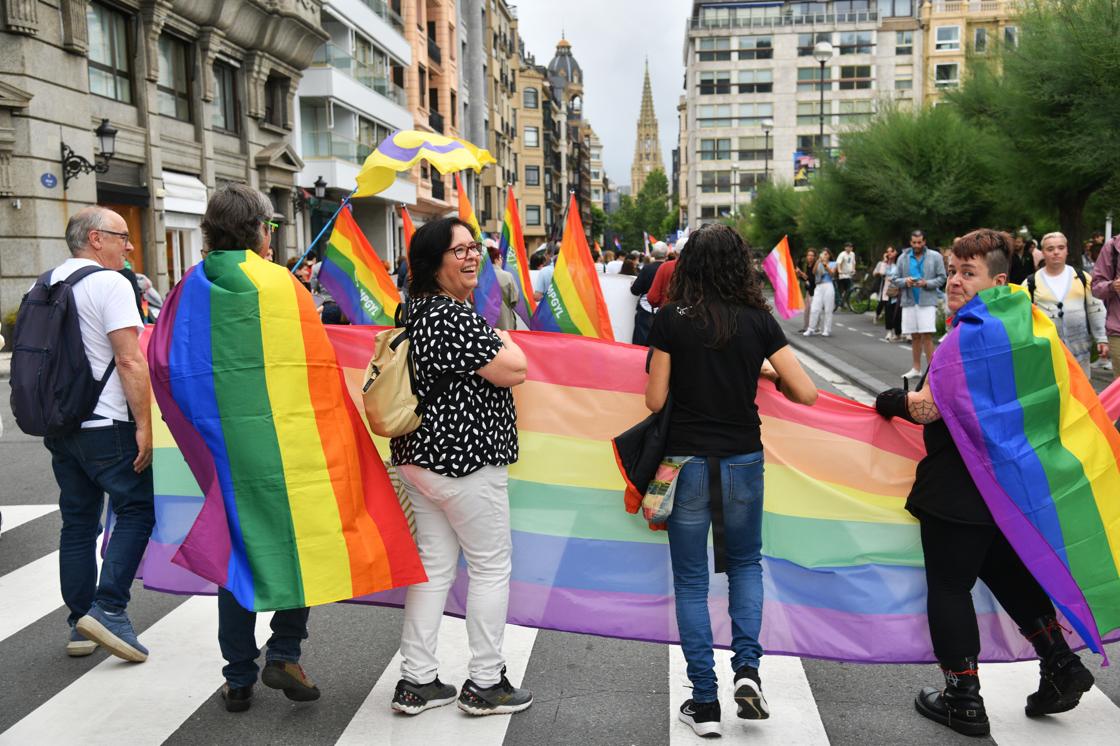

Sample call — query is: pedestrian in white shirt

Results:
[836,243,857,309]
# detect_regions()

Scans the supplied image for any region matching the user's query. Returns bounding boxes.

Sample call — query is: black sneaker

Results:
[391,677,458,715]
[679,698,722,738]
[457,667,533,716]
[221,683,253,713]
[734,666,770,720]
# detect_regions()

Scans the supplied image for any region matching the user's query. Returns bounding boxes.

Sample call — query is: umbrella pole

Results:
[289,187,358,273]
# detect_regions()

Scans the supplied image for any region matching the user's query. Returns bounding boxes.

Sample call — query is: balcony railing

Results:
[355,0,405,33]
[690,10,877,30]
[302,130,374,165]
[311,43,407,106]
[427,37,442,65]
[931,0,1004,14]
[428,110,445,133]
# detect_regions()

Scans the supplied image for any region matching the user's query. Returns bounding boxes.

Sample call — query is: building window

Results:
[737,36,772,60]
[418,66,427,108]
[797,134,831,152]
[738,135,771,161]
[839,65,872,90]
[525,165,540,185]
[524,126,539,147]
[700,170,732,194]
[738,69,773,94]
[264,74,289,127]
[697,103,733,128]
[791,2,829,22]
[739,102,773,126]
[934,62,960,88]
[212,62,239,133]
[895,77,913,90]
[895,30,913,56]
[699,138,732,161]
[523,87,538,108]
[592,187,602,201]
[591,169,601,180]
[972,27,988,54]
[698,71,732,95]
[838,31,873,55]
[1004,26,1019,48]
[895,65,914,90]
[450,90,457,127]
[797,32,831,57]
[935,26,961,52]
[87,3,133,104]
[839,99,875,125]
[157,34,192,121]
[358,117,391,163]
[877,0,913,17]
[797,101,824,126]
[526,205,541,225]
[797,67,831,92]
[697,37,732,62]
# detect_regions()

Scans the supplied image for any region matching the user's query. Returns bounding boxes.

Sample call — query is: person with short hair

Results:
[836,242,857,310]
[803,249,835,336]
[47,206,154,662]
[875,229,1094,737]
[893,230,946,378]
[1029,232,1108,377]
[390,218,533,717]
[630,241,668,345]
[621,250,641,277]
[531,243,556,300]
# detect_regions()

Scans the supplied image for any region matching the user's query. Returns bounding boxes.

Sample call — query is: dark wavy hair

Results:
[667,223,769,348]
[407,216,475,297]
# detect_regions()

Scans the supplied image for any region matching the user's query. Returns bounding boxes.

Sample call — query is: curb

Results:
[785,333,896,398]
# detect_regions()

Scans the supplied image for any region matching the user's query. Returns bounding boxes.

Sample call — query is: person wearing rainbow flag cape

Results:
[874,229,1114,737]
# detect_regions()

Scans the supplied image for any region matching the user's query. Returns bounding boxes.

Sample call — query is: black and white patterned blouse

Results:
[390,294,519,477]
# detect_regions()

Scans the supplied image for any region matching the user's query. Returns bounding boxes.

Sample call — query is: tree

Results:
[609,169,673,251]
[735,182,803,255]
[950,0,1120,261]
[589,205,608,244]
[797,170,871,257]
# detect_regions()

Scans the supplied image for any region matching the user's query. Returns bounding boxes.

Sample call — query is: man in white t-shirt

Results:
[45,206,155,663]
[533,244,557,301]
[836,243,857,309]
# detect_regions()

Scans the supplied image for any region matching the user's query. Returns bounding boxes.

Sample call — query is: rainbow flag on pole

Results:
[530,194,614,339]
[134,326,1120,660]
[456,172,502,326]
[146,251,426,611]
[930,285,1120,658]
[401,205,416,258]
[762,235,805,319]
[319,206,400,325]
[500,188,535,324]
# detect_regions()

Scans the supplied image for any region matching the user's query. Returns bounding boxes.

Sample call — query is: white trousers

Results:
[808,282,835,334]
[396,464,512,688]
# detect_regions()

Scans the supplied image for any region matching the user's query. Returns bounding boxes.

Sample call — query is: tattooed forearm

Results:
[907,395,941,424]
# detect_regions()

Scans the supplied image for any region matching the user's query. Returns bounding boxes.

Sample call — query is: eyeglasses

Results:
[446,242,483,260]
[95,229,131,243]
[262,220,280,232]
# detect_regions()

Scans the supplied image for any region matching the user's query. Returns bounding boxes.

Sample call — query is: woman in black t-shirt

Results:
[388,218,534,717]
[645,224,817,738]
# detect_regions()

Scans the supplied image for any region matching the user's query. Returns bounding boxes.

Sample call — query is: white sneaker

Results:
[802,329,815,336]
[903,368,921,379]
[822,331,831,337]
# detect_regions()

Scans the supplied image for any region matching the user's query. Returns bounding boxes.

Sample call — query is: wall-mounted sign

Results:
[41,173,58,189]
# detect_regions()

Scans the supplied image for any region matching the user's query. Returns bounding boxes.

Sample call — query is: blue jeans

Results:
[666,452,765,703]
[217,588,310,688]
[45,421,155,625]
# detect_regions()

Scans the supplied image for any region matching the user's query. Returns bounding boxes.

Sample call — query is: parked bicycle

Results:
[838,271,879,314]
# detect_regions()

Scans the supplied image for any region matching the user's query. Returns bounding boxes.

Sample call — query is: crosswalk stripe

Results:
[981,660,1120,744]
[336,617,538,745]
[0,504,57,535]
[0,552,63,643]
[0,595,270,746]
[669,648,830,744]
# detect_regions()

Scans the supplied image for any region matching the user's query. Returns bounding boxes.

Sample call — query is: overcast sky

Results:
[514,0,693,188]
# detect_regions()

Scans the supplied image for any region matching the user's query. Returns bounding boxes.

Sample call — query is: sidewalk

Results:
[0,351,9,380]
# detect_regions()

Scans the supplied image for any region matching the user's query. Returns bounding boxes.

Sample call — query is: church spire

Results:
[631,63,663,194]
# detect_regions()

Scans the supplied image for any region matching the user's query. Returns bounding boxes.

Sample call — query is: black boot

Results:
[914,658,990,737]
[1021,616,1095,717]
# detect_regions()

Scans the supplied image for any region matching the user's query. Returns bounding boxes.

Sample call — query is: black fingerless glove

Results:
[875,388,916,423]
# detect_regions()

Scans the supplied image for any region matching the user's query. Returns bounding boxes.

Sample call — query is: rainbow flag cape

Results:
[401,205,415,258]
[145,252,426,611]
[762,235,805,319]
[319,206,400,325]
[355,130,495,197]
[930,285,1120,658]
[500,188,535,324]
[134,327,1120,660]
[530,194,614,339]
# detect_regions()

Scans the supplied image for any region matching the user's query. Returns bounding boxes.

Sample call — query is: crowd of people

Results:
[9,189,1120,740]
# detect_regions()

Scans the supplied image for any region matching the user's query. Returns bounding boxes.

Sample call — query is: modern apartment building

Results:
[0,0,327,325]
[511,57,562,251]
[477,0,518,235]
[921,0,1019,104]
[589,126,605,211]
[682,0,922,225]
[294,0,414,263]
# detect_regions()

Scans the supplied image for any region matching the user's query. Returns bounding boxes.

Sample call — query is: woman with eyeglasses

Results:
[1028,232,1108,376]
[388,217,533,717]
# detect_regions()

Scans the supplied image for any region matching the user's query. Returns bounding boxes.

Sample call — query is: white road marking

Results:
[0,552,64,643]
[0,595,270,746]
[795,352,874,405]
[0,504,58,535]
[669,648,830,744]
[981,660,1120,745]
[336,617,539,745]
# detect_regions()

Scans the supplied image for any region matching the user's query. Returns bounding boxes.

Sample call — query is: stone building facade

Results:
[0,0,328,328]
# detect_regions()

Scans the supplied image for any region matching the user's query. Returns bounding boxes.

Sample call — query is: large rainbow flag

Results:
[530,195,614,339]
[930,285,1120,659]
[762,235,805,319]
[136,323,1120,661]
[146,252,426,611]
[500,188,535,324]
[319,206,401,325]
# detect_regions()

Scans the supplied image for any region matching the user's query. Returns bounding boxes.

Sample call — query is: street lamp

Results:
[313,175,327,199]
[812,40,834,163]
[60,118,118,190]
[730,161,740,218]
[761,118,773,184]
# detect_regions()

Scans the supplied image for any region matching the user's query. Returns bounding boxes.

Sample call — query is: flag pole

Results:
[289,187,357,274]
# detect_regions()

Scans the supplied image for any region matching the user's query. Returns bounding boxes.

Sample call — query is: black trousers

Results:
[884,299,901,335]
[633,308,654,346]
[920,513,1054,662]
